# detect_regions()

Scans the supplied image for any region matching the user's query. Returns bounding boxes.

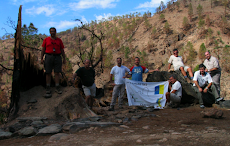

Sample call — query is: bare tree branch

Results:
[74,19,104,71]
[0,64,13,71]
[21,44,41,51]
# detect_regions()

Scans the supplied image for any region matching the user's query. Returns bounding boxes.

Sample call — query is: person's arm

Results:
[61,49,66,64]
[109,74,115,85]
[203,82,212,93]
[171,90,177,93]
[194,80,203,92]
[168,81,172,90]
[41,47,45,64]
[72,73,77,83]
[148,68,159,73]
[168,63,172,70]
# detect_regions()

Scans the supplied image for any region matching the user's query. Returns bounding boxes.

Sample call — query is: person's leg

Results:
[179,66,187,77]
[89,83,96,108]
[82,85,91,107]
[166,92,170,103]
[109,85,119,110]
[170,93,181,103]
[187,67,194,78]
[118,84,125,108]
[44,54,53,95]
[210,84,219,99]
[193,86,204,105]
[54,56,62,94]
[212,73,221,96]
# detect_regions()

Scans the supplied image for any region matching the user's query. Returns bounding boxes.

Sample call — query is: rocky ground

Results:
[1,102,230,146]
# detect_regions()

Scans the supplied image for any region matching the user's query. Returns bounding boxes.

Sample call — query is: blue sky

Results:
[0,0,170,37]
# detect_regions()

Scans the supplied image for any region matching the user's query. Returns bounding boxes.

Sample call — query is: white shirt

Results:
[193,70,213,87]
[171,81,182,97]
[110,65,130,85]
[168,55,185,69]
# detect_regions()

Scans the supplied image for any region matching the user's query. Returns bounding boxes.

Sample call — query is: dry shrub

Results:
[0,90,7,108]
[221,45,230,72]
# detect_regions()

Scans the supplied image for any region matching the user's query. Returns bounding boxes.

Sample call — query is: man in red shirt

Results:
[41,27,66,97]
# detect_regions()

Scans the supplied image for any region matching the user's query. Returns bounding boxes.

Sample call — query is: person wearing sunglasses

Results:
[168,48,194,83]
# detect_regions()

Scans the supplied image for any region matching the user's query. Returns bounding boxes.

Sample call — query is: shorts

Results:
[44,54,62,73]
[170,93,181,103]
[174,65,189,72]
[82,83,96,97]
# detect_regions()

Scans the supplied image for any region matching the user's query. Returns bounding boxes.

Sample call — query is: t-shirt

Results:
[76,67,95,86]
[42,37,64,54]
[168,55,185,69]
[110,65,130,84]
[203,56,221,75]
[130,66,149,81]
[193,70,213,87]
[171,81,182,97]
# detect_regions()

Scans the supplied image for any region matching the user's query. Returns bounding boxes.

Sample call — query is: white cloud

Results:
[136,0,169,9]
[26,5,56,16]
[44,20,80,30]
[95,13,112,22]
[81,16,88,24]
[69,0,118,10]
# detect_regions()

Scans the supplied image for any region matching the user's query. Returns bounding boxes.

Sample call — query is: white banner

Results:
[125,79,169,109]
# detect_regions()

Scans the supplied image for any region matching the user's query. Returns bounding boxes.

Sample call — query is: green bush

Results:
[194,64,199,72]
[199,43,206,59]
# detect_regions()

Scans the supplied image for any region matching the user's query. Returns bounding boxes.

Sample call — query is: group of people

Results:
[41,27,223,110]
[166,49,223,108]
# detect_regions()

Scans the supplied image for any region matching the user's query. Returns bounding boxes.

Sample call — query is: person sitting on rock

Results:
[168,48,194,83]
[192,64,220,108]
[126,57,158,81]
[72,59,96,109]
[165,74,182,108]
[108,57,130,111]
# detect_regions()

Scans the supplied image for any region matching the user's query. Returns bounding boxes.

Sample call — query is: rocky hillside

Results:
[0,0,230,108]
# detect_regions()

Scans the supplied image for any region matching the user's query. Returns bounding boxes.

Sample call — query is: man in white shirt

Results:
[108,58,130,111]
[168,49,194,83]
[203,51,222,99]
[165,74,182,107]
[193,64,219,108]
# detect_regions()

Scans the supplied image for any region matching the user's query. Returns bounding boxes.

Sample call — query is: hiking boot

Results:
[216,97,224,102]
[200,105,205,108]
[55,85,62,94]
[44,93,52,98]
[108,106,114,111]
[46,86,51,94]
[119,105,123,109]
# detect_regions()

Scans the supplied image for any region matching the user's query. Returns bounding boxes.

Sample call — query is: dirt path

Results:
[1,105,230,146]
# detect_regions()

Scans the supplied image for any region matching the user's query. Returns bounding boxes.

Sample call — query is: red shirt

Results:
[42,37,64,54]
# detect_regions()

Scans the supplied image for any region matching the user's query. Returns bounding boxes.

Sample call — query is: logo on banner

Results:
[156,97,163,107]
[155,85,164,94]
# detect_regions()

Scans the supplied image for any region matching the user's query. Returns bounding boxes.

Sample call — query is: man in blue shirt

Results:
[127,57,158,81]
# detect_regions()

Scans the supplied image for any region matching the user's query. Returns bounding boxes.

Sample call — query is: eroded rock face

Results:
[55,89,97,120]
